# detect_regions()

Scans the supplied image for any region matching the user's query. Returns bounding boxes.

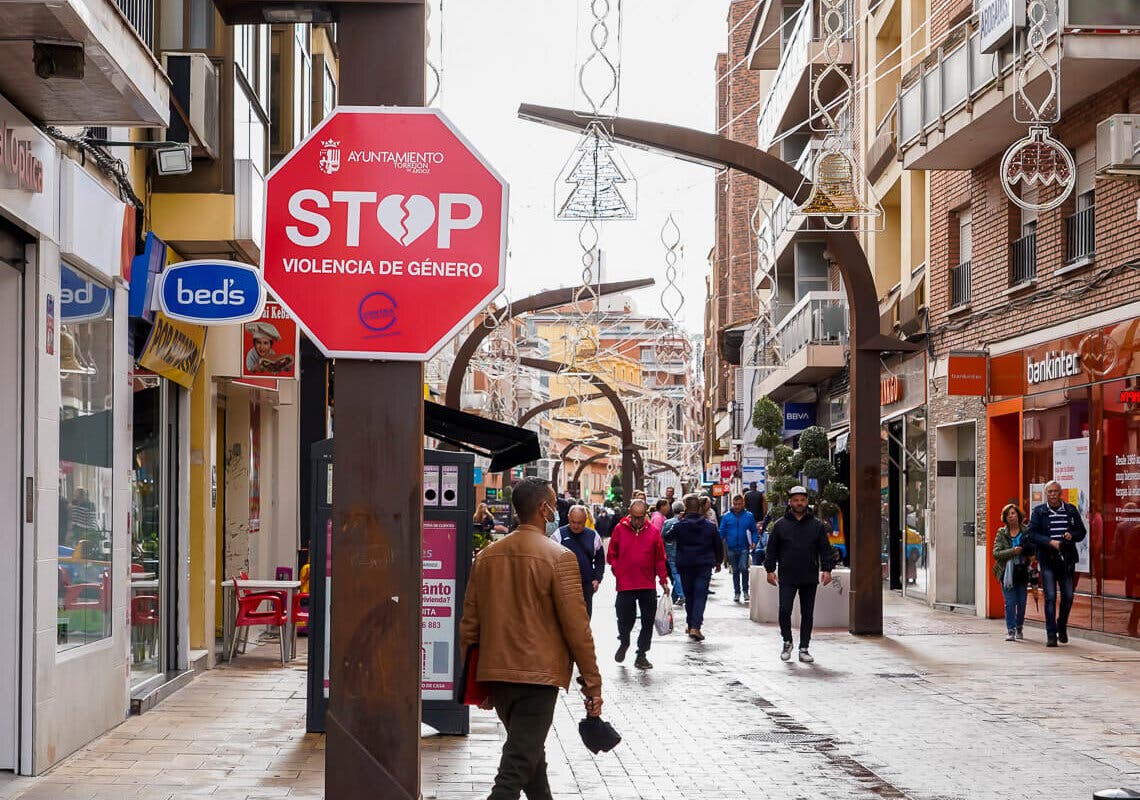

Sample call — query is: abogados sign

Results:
[261,107,508,360]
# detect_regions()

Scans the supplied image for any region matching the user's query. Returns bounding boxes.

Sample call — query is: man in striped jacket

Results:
[1028,480,1087,647]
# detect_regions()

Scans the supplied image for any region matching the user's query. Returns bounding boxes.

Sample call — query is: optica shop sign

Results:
[261,106,508,360]
[156,260,266,325]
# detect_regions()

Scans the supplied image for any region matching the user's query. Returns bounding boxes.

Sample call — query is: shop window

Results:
[58,264,115,651]
[1101,379,1140,637]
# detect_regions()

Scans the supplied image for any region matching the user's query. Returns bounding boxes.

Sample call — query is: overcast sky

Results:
[439,0,734,333]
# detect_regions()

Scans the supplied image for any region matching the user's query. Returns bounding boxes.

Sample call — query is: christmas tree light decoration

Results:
[556,121,637,220]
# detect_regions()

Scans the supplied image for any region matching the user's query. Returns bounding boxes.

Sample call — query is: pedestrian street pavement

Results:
[2,568,1138,800]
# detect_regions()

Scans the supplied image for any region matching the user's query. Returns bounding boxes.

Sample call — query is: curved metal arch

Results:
[517,104,921,636]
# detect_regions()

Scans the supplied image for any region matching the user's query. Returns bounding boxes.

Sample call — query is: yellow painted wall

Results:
[149,193,236,243]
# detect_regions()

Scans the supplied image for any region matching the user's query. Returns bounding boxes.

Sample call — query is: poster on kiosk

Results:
[305,444,475,735]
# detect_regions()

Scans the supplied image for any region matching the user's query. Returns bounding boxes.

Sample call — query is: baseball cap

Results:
[788,485,809,497]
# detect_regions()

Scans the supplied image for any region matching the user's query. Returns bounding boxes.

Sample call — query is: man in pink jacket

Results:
[607,499,669,670]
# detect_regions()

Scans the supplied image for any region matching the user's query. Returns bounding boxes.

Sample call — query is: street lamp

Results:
[82,137,193,176]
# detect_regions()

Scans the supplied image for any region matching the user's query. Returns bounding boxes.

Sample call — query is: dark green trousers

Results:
[488,683,559,800]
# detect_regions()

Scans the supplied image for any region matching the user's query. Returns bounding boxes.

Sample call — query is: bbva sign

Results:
[156,260,266,325]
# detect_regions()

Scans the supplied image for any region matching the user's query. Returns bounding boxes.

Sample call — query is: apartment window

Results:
[951,210,971,307]
[159,0,216,51]
[1066,141,1096,264]
[1010,195,1037,285]
[294,25,312,139]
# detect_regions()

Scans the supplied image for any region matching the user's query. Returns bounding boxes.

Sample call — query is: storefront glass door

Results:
[956,424,977,605]
[131,379,180,688]
[903,409,929,600]
[0,261,21,769]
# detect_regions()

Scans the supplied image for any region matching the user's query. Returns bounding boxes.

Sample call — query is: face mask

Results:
[546,520,559,535]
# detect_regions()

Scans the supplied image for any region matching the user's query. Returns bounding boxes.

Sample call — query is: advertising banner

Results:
[783,402,816,434]
[1052,438,1091,573]
[742,461,767,489]
[422,519,458,700]
[137,312,206,389]
[241,301,298,379]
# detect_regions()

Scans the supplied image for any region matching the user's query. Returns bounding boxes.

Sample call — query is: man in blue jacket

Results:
[665,494,724,641]
[1028,480,1087,647]
[720,494,759,603]
[551,505,606,618]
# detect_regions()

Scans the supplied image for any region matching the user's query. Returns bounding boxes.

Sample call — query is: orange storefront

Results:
[985,321,1140,639]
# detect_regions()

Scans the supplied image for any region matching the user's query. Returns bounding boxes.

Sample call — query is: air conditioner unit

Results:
[163,52,220,159]
[524,459,556,481]
[1095,114,1140,178]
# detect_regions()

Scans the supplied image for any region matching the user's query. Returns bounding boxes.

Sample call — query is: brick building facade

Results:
[706,0,762,456]
[915,0,1140,637]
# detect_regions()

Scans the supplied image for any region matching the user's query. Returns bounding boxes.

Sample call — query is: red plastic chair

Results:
[229,577,287,663]
[238,570,287,606]
[291,591,310,653]
[131,595,159,660]
[62,582,102,611]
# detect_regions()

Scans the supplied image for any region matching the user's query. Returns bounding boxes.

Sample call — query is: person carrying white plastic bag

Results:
[654,591,674,636]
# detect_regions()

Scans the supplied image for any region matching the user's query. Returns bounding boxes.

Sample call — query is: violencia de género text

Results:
[281,258,483,278]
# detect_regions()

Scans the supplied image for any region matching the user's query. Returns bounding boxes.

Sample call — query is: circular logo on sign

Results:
[358,292,398,332]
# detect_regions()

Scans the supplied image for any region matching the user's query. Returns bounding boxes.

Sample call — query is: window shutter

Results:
[1076,141,1096,197]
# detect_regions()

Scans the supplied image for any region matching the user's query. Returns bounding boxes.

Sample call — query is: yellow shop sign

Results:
[138,312,206,388]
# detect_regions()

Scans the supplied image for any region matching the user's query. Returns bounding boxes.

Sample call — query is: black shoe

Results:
[707,589,716,595]
[615,643,629,663]
[634,653,653,670]
[1058,628,1068,644]
[1046,638,1058,648]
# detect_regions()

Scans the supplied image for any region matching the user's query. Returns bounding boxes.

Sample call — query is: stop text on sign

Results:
[285,190,482,249]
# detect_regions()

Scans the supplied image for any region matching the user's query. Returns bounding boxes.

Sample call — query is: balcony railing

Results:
[769,143,815,246]
[950,260,971,308]
[768,291,848,361]
[1065,205,1095,263]
[114,0,154,49]
[1009,231,1037,284]
[897,9,1060,148]
[757,0,811,149]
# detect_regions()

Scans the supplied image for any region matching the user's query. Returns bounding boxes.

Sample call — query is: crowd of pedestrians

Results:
[459,472,1094,799]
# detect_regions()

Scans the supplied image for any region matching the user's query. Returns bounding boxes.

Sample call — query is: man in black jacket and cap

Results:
[764,486,836,663]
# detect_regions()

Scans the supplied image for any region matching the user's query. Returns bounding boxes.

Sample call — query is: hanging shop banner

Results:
[250,401,262,535]
[783,402,816,434]
[947,352,988,396]
[720,460,739,482]
[1052,438,1091,573]
[156,260,266,325]
[137,312,206,389]
[422,519,458,701]
[241,301,298,379]
[128,232,167,321]
[742,462,767,490]
[60,266,112,323]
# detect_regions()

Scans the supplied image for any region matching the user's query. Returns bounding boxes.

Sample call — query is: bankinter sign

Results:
[261,107,508,360]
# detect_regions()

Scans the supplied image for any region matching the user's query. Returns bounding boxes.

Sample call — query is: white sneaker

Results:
[798,648,814,663]
[780,642,793,661]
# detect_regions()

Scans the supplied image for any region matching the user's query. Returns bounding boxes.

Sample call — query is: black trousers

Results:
[778,582,819,649]
[584,589,594,619]
[488,683,559,800]
[616,589,657,654]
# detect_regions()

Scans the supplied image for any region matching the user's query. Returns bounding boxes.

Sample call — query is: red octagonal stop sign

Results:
[262,107,508,360]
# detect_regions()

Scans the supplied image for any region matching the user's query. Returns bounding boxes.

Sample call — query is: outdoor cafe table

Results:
[222,579,302,661]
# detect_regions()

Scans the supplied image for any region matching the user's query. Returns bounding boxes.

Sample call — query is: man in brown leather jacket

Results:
[460,477,603,800]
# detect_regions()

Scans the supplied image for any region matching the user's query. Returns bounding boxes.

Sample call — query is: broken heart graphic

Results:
[376,194,436,246]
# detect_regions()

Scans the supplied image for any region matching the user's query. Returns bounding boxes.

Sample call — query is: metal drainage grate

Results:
[875,672,921,678]
[735,732,831,744]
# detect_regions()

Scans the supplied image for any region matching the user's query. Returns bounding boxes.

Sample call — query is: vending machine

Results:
[306,443,474,735]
